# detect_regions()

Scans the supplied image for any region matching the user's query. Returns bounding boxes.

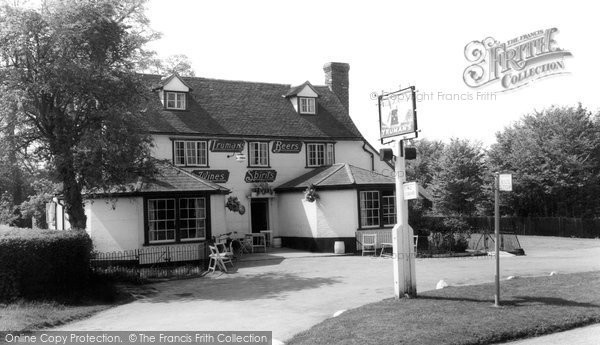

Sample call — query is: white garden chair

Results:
[361,234,377,256]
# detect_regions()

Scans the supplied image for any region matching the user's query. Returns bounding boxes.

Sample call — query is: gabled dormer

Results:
[154,74,192,111]
[284,81,319,115]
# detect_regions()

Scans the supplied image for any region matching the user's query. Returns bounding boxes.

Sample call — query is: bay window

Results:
[146,196,208,244]
[359,190,396,228]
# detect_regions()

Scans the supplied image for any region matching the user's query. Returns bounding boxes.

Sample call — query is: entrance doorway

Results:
[250,199,269,233]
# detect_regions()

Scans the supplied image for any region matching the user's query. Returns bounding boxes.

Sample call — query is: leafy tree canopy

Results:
[0,0,158,229]
[488,104,600,217]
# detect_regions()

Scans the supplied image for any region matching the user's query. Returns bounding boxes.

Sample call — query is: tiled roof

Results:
[86,162,229,197]
[143,74,363,139]
[275,163,394,191]
[138,162,229,193]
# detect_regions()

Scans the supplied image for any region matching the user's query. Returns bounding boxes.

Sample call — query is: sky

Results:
[145,0,599,149]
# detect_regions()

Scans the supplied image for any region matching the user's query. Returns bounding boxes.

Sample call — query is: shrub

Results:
[0,226,93,301]
[424,217,472,253]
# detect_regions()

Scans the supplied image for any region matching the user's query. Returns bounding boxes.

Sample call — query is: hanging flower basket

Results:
[304,184,319,202]
[225,196,241,213]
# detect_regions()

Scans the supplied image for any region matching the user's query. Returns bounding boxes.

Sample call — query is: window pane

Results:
[186,141,197,165]
[174,141,185,165]
[148,199,176,243]
[197,142,207,165]
[359,191,380,227]
[308,98,315,113]
[179,197,206,240]
[326,144,334,165]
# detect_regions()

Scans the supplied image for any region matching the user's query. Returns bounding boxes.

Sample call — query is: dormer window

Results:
[284,81,319,115]
[166,92,186,110]
[299,97,316,114]
[155,74,192,111]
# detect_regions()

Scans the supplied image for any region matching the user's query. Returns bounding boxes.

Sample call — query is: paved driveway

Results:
[55,236,600,342]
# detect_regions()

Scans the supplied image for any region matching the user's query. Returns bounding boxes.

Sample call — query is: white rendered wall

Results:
[277,192,317,238]
[315,189,358,238]
[85,197,144,252]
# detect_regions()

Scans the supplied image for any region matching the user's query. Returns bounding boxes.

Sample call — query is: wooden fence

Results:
[434,216,600,238]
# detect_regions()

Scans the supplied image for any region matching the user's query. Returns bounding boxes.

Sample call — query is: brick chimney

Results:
[323,62,350,110]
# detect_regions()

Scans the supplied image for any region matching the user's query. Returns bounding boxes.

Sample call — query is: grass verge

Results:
[288,271,600,345]
[0,301,114,331]
[0,279,142,332]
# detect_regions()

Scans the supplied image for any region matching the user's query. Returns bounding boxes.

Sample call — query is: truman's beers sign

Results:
[463,28,572,91]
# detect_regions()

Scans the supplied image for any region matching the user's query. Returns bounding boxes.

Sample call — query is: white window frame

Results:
[307,143,334,167]
[148,199,177,243]
[326,143,335,165]
[299,97,316,114]
[174,140,208,167]
[248,142,269,167]
[359,191,380,228]
[179,198,206,241]
[165,91,186,110]
[382,192,397,226]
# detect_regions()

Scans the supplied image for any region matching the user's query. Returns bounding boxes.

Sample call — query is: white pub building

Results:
[50,62,396,253]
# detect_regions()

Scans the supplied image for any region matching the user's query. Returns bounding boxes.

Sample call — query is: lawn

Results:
[0,283,145,331]
[288,271,600,345]
[0,301,113,331]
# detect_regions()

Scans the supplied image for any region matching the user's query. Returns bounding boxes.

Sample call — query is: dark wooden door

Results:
[251,199,269,233]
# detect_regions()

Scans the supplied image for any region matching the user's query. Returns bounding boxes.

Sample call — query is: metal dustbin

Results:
[334,241,345,254]
[272,237,282,248]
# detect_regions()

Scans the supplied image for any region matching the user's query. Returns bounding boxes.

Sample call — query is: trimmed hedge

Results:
[0,226,93,301]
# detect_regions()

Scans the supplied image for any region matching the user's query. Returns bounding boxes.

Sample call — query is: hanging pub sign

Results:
[210,139,245,152]
[191,170,230,183]
[272,140,302,153]
[378,86,418,143]
[245,170,277,183]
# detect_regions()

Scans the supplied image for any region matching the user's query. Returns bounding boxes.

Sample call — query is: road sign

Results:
[499,174,512,191]
[403,182,418,200]
[378,86,417,143]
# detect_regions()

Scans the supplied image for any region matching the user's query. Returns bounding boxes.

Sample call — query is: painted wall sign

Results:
[210,139,245,152]
[272,140,302,153]
[191,170,230,183]
[245,170,277,183]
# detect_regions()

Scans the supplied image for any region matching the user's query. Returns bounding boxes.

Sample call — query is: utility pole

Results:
[392,140,416,298]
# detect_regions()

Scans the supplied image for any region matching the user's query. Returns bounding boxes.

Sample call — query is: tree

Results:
[406,139,445,188]
[0,0,157,229]
[488,104,600,217]
[430,138,486,217]
[144,53,196,77]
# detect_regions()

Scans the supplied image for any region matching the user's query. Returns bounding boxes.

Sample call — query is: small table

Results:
[260,230,272,247]
[380,243,393,257]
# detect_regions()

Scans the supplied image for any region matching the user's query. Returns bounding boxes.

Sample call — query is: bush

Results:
[0,226,93,301]
[423,217,472,253]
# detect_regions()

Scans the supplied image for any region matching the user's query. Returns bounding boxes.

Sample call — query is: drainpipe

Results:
[362,141,375,171]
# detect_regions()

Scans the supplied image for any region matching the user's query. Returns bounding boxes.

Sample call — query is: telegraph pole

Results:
[392,140,416,298]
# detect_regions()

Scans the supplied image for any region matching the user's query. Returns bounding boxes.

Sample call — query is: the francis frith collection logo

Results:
[463,28,572,91]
